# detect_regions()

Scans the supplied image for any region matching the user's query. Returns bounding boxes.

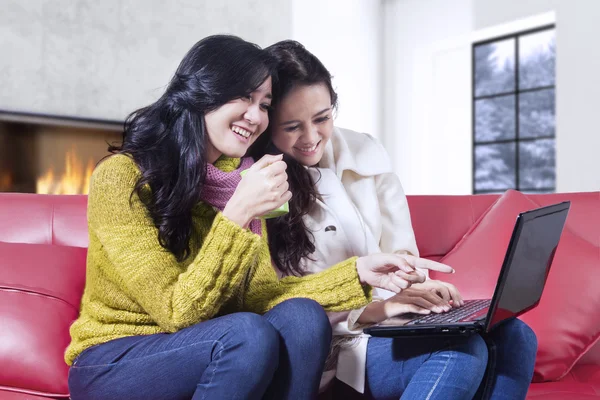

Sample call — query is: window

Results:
[473,25,556,194]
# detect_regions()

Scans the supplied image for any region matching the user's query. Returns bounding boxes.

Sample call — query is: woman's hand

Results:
[358,288,453,324]
[223,154,292,228]
[355,253,454,293]
[411,279,464,307]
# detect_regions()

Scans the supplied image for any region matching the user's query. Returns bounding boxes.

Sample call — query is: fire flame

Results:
[0,172,12,191]
[36,149,94,195]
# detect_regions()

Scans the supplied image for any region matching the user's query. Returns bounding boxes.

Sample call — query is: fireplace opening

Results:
[0,111,123,194]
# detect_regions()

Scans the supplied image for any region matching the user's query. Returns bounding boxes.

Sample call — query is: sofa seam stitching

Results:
[0,286,80,313]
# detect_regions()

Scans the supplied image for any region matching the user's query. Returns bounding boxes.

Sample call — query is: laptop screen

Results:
[488,206,569,329]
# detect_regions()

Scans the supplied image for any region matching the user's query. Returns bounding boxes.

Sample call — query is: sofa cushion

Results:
[437,190,600,382]
[0,389,63,400]
[0,241,86,398]
[527,365,600,399]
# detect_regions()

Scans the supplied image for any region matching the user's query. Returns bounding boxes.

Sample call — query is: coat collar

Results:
[319,127,392,178]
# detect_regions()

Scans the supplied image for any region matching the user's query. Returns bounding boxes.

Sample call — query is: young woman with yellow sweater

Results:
[65,35,453,400]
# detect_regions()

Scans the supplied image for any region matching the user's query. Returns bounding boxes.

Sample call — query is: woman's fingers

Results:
[414,268,427,280]
[417,289,450,308]
[276,179,289,194]
[382,279,404,294]
[388,273,410,291]
[399,254,455,274]
[373,272,405,294]
[252,154,283,170]
[370,254,415,274]
[392,255,415,273]
[408,289,451,312]
[395,270,426,284]
[405,304,432,315]
[443,282,464,307]
[409,295,438,311]
[434,284,452,303]
[263,160,287,177]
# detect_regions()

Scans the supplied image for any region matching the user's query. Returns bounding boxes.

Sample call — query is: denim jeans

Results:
[474,318,538,400]
[363,318,537,400]
[68,298,331,400]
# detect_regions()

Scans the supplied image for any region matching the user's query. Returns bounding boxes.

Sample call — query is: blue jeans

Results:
[364,318,537,400]
[68,298,331,400]
[474,318,538,400]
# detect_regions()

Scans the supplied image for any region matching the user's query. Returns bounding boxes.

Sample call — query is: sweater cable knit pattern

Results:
[65,154,371,365]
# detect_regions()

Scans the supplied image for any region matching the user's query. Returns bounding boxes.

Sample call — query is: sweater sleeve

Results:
[244,254,372,314]
[88,155,261,332]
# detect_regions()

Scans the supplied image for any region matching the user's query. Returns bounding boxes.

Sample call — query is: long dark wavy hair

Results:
[249,40,338,276]
[109,35,277,261]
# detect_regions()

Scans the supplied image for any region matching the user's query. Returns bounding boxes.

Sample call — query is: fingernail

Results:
[451,268,456,274]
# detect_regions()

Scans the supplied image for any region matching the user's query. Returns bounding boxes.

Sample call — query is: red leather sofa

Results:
[0,191,598,399]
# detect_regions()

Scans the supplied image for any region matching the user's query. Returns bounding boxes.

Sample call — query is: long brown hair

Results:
[248,40,338,276]
[110,35,277,261]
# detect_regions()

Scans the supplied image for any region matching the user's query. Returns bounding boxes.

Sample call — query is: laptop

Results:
[364,201,570,338]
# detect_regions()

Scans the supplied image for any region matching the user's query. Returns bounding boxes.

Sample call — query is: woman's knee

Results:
[456,333,489,371]
[494,318,538,357]
[232,312,279,346]
[220,313,280,368]
[506,319,537,349]
[267,298,332,356]
[276,298,331,337]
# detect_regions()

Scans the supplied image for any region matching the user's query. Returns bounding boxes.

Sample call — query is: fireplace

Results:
[0,111,123,194]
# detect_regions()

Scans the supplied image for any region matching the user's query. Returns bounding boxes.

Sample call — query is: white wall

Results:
[552,2,600,193]
[384,0,600,194]
[473,0,560,29]
[382,0,474,195]
[0,0,291,120]
[291,0,382,137]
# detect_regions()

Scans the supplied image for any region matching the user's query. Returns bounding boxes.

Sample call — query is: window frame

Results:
[472,24,556,194]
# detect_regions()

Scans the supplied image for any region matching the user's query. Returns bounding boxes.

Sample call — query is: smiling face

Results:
[270,84,334,167]
[204,77,272,163]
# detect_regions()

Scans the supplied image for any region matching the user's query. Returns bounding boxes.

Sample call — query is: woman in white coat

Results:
[249,40,538,400]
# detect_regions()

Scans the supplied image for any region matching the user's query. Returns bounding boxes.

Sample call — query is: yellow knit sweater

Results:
[65,154,370,365]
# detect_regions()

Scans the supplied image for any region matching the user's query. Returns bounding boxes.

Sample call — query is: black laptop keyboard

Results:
[406,299,491,325]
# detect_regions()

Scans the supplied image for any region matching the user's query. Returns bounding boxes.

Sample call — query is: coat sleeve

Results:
[374,171,420,257]
[373,146,426,279]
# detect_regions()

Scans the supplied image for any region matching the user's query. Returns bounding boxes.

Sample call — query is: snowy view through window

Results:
[473,27,556,193]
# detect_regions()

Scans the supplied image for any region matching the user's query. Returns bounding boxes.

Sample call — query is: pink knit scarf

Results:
[199,157,262,236]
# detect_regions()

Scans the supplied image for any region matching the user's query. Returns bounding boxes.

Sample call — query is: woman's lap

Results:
[68,312,280,400]
[68,298,332,400]
[364,333,488,400]
[68,304,537,400]
[363,318,538,400]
